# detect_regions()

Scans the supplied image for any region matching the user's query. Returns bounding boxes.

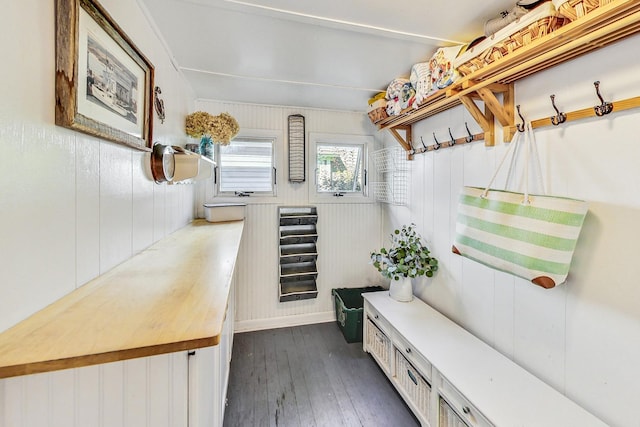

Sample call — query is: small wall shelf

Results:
[375,0,640,155]
[171,153,215,184]
[278,206,318,302]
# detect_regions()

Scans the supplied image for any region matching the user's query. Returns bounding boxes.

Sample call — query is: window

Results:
[310,133,370,200]
[316,143,363,193]
[216,136,276,196]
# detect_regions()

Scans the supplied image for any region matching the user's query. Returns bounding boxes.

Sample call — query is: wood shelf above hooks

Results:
[373,0,640,157]
[377,83,512,157]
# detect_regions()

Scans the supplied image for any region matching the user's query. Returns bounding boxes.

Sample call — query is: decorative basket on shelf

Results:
[367,99,388,124]
[556,0,613,21]
[454,2,569,76]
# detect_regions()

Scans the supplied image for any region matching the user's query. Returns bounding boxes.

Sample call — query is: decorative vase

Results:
[200,135,214,160]
[389,276,413,302]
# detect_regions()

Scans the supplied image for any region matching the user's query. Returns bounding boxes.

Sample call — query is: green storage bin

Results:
[332,286,384,343]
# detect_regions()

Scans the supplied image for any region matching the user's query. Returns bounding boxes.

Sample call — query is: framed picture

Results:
[55,0,154,150]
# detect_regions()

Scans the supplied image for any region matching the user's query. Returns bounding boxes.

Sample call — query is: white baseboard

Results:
[234,311,336,333]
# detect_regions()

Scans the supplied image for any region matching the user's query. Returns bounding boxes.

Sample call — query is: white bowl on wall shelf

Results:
[170,152,215,183]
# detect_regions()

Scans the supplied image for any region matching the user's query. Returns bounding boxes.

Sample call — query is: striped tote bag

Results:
[452,123,588,288]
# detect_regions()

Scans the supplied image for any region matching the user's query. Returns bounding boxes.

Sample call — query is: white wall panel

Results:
[513,279,567,392]
[0,121,77,332]
[24,374,48,427]
[75,366,101,427]
[1,377,23,427]
[103,363,125,427]
[100,143,134,273]
[316,203,385,289]
[49,370,75,427]
[0,355,190,427]
[409,151,424,227]
[148,355,171,427]
[564,202,640,427]
[124,358,148,427]
[132,151,155,254]
[76,135,101,287]
[383,33,640,427]
[492,271,515,359]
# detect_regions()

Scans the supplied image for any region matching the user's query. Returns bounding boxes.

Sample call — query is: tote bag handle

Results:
[481,123,539,205]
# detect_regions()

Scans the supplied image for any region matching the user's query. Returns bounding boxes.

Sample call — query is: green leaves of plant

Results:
[369,223,439,281]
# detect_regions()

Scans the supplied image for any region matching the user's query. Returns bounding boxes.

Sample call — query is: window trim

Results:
[214,129,278,198]
[309,132,373,204]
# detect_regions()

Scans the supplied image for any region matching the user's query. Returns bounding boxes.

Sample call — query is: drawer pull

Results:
[374,314,379,319]
[407,369,418,385]
[462,406,471,415]
[405,347,412,354]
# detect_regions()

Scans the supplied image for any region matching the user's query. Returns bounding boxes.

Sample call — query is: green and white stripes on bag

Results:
[452,123,588,289]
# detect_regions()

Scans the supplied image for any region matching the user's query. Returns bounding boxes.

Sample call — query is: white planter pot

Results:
[389,276,413,302]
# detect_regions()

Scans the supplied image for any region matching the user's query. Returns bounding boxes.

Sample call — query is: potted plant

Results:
[370,224,438,302]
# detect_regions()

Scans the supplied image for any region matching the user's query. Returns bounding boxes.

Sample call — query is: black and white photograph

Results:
[86,35,138,125]
[55,0,154,150]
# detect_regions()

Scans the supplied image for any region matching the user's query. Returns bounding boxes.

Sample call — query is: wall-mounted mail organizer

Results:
[507,80,640,137]
[278,206,318,302]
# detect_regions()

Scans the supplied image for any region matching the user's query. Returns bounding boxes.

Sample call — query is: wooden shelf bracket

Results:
[389,126,414,160]
[459,83,514,146]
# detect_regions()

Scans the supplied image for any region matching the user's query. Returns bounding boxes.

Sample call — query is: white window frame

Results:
[309,132,372,203]
[214,129,278,198]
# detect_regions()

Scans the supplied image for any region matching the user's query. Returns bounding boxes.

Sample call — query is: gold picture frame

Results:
[55,0,154,150]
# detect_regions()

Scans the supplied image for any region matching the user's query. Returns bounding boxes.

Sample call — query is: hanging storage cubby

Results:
[372,146,409,205]
[278,206,318,302]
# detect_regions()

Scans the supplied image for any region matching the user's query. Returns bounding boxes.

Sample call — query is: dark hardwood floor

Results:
[223,322,419,427]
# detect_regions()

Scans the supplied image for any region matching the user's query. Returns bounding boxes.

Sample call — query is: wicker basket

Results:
[367,99,389,124]
[368,107,388,124]
[455,2,569,76]
[557,0,613,21]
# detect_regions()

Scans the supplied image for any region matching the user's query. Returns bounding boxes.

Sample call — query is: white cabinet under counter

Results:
[363,291,607,427]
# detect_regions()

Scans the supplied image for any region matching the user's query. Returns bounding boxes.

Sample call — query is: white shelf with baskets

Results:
[372,146,409,205]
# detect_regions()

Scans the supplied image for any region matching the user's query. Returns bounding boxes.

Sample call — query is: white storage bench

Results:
[363,291,606,427]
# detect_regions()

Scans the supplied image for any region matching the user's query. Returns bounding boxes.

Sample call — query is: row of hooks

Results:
[516,81,614,132]
[408,80,623,154]
[410,122,484,155]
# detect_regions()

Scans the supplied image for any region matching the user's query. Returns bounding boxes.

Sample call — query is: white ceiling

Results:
[139,0,518,112]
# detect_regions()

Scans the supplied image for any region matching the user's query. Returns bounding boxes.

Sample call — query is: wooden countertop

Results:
[0,220,244,379]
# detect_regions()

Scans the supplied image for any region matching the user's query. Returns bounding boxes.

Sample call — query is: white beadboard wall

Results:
[196,100,386,331]
[382,34,640,427]
[1,354,189,427]
[0,0,197,426]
